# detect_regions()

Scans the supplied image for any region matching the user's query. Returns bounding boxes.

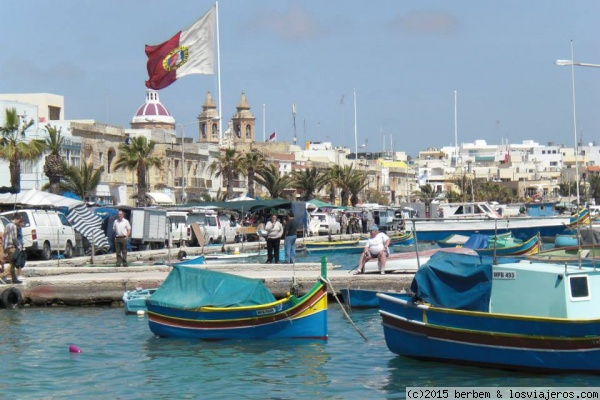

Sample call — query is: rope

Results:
[324,278,368,342]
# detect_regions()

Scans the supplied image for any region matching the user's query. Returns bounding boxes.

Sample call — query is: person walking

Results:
[1,215,24,284]
[341,212,348,235]
[113,210,131,267]
[283,212,298,264]
[355,225,391,275]
[264,214,283,264]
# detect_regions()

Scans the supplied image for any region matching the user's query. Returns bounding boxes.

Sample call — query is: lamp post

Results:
[555,46,600,205]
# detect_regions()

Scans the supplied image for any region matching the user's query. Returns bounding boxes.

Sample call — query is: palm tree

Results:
[237,150,266,199]
[43,124,66,194]
[208,148,242,200]
[588,173,600,206]
[113,136,162,207]
[255,163,293,199]
[325,165,344,204]
[58,161,105,199]
[346,169,369,206]
[291,166,327,201]
[0,108,46,192]
[338,165,360,206]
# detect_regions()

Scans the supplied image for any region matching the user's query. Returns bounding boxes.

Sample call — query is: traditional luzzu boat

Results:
[359,231,415,246]
[407,202,589,243]
[146,262,329,340]
[340,288,406,309]
[440,233,542,257]
[360,247,477,274]
[378,251,600,373]
[304,239,360,248]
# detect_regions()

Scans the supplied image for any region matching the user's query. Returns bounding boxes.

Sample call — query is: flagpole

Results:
[353,88,358,162]
[215,1,223,147]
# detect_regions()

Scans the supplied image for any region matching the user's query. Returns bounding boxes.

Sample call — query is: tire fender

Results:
[1,287,23,309]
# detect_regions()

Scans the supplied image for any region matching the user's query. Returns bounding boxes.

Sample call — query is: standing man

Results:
[264,214,283,264]
[361,210,369,234]
[113,210,131,267]
[1,215,24,284]
[283,212,298,264]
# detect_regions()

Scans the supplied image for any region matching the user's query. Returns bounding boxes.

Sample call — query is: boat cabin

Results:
[437,202,501,219]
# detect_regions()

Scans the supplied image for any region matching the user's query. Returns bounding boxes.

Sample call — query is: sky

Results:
[2,1,600,157]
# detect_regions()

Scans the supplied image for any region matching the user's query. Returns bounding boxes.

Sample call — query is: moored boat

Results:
[340,288,406,308]
[146,264,328,340]
[122,288,157,314]
[378,251,600,373]
[360,247,477,274]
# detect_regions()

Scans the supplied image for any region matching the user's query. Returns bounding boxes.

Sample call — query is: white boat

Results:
[361,247,477,274]
[407,202,586,242]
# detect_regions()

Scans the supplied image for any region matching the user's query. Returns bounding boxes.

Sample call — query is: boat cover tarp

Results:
[147,265,276,308]
[581,229,600,246]
[410,252,492,312]
[463,234,488,250]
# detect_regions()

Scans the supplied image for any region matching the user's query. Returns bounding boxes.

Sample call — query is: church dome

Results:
[132,89,175,125]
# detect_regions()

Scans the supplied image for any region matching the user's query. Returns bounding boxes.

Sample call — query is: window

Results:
[246,124,251,138]
[569,275,590,300]
[48,106,61,120]
[211,124,218,138]
[201,123,207,139]
[107,148,116,173]
[58,213,71,227]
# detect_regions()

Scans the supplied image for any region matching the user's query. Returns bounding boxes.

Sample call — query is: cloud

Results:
[389,10,460,35]
[248,3,326,41]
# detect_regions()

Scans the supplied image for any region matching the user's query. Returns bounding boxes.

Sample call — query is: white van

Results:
[166,211,189,246]
[187,208,238,245]
[0,209,77,260]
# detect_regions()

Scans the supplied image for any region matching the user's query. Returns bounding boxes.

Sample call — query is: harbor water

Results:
[1,247,594,399]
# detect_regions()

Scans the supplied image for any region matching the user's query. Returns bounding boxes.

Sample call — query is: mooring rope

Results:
[323,278,368,342]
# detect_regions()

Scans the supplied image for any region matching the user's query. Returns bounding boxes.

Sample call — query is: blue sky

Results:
[2,1,600,157]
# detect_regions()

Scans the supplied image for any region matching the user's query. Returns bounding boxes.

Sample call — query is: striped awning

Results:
[66,203,110,252]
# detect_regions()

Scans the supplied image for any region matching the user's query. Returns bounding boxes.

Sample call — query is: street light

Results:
[555,44,600,205]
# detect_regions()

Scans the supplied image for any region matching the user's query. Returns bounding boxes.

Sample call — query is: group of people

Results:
[0,214,27,284]
[263,212,298,264]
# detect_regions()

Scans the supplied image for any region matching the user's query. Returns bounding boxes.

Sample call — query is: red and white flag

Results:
[145,6,216,90]
[266,132,276,142]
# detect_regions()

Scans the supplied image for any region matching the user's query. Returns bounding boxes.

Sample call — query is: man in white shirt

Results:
[356,225,391,275]
[113,210,131,267]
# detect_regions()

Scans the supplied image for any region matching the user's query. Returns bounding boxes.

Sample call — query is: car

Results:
[0,209,77,260]
[309,212,341,235]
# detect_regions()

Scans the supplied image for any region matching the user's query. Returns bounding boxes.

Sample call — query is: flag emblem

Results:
[163,46,189,71]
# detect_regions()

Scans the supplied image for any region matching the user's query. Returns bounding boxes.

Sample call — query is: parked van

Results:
[187,208,238,245]
[167,211,189,246]
[0,209,77,260]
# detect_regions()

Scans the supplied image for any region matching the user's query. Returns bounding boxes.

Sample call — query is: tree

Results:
[56,161,105,199]
[113,136,162,207]
[0,107,46,192]
[338,165,361,206]
[325,165,344,204]
[43,124,67,194]
[291,166,327,201]
[209,148,242,200]
[346,169,369,206]
[237,150,266,199]
[255,163,293,199]
[588,173,600,205]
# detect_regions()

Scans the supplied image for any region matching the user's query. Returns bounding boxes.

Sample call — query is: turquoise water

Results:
[1,247,595,400]
[1,306,597,399]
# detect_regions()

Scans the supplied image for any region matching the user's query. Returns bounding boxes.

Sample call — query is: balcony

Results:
[174,178,213,188]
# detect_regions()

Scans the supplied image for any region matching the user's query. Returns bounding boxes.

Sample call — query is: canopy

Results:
[185,199,291,213]
[0,189,109,252]
[146,192,174,205]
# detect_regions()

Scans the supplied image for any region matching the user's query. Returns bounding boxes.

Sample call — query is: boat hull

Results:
[378,293,600,373]
[147,281,328,340]
[122,288,156,314]
[340,288,406,308]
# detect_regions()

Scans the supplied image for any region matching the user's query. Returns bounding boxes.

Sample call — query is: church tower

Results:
[230,91,255,144]
[198,91,220,144]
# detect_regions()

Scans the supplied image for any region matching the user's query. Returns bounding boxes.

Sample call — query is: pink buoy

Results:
[69,344,81,353]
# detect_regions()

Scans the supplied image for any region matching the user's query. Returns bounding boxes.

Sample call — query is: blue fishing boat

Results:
[146,263,328,340]
[378,251,600,373]
[340,288,406,308]
[122,288,157,314]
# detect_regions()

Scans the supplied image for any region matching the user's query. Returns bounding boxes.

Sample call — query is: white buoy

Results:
[137,310,146,317]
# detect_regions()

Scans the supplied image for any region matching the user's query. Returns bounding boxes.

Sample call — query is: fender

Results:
[1,287,23,309]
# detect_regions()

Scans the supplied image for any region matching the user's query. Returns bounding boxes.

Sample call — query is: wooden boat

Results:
[122,288,156,314]
[340,288,406,308]
[146,264,328,340]
[359,231,415,246]
[555,233,578,247]
[361,247,477,274]
[304,239,360,248]
[525,244,600,266]
[437,232,512,248]
[174,255,205,266]
[470,234,541,257]
[378,251,600,373]
[305,244,363,255]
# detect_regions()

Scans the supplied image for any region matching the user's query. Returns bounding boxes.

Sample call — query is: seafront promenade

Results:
[8,234,414,307]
